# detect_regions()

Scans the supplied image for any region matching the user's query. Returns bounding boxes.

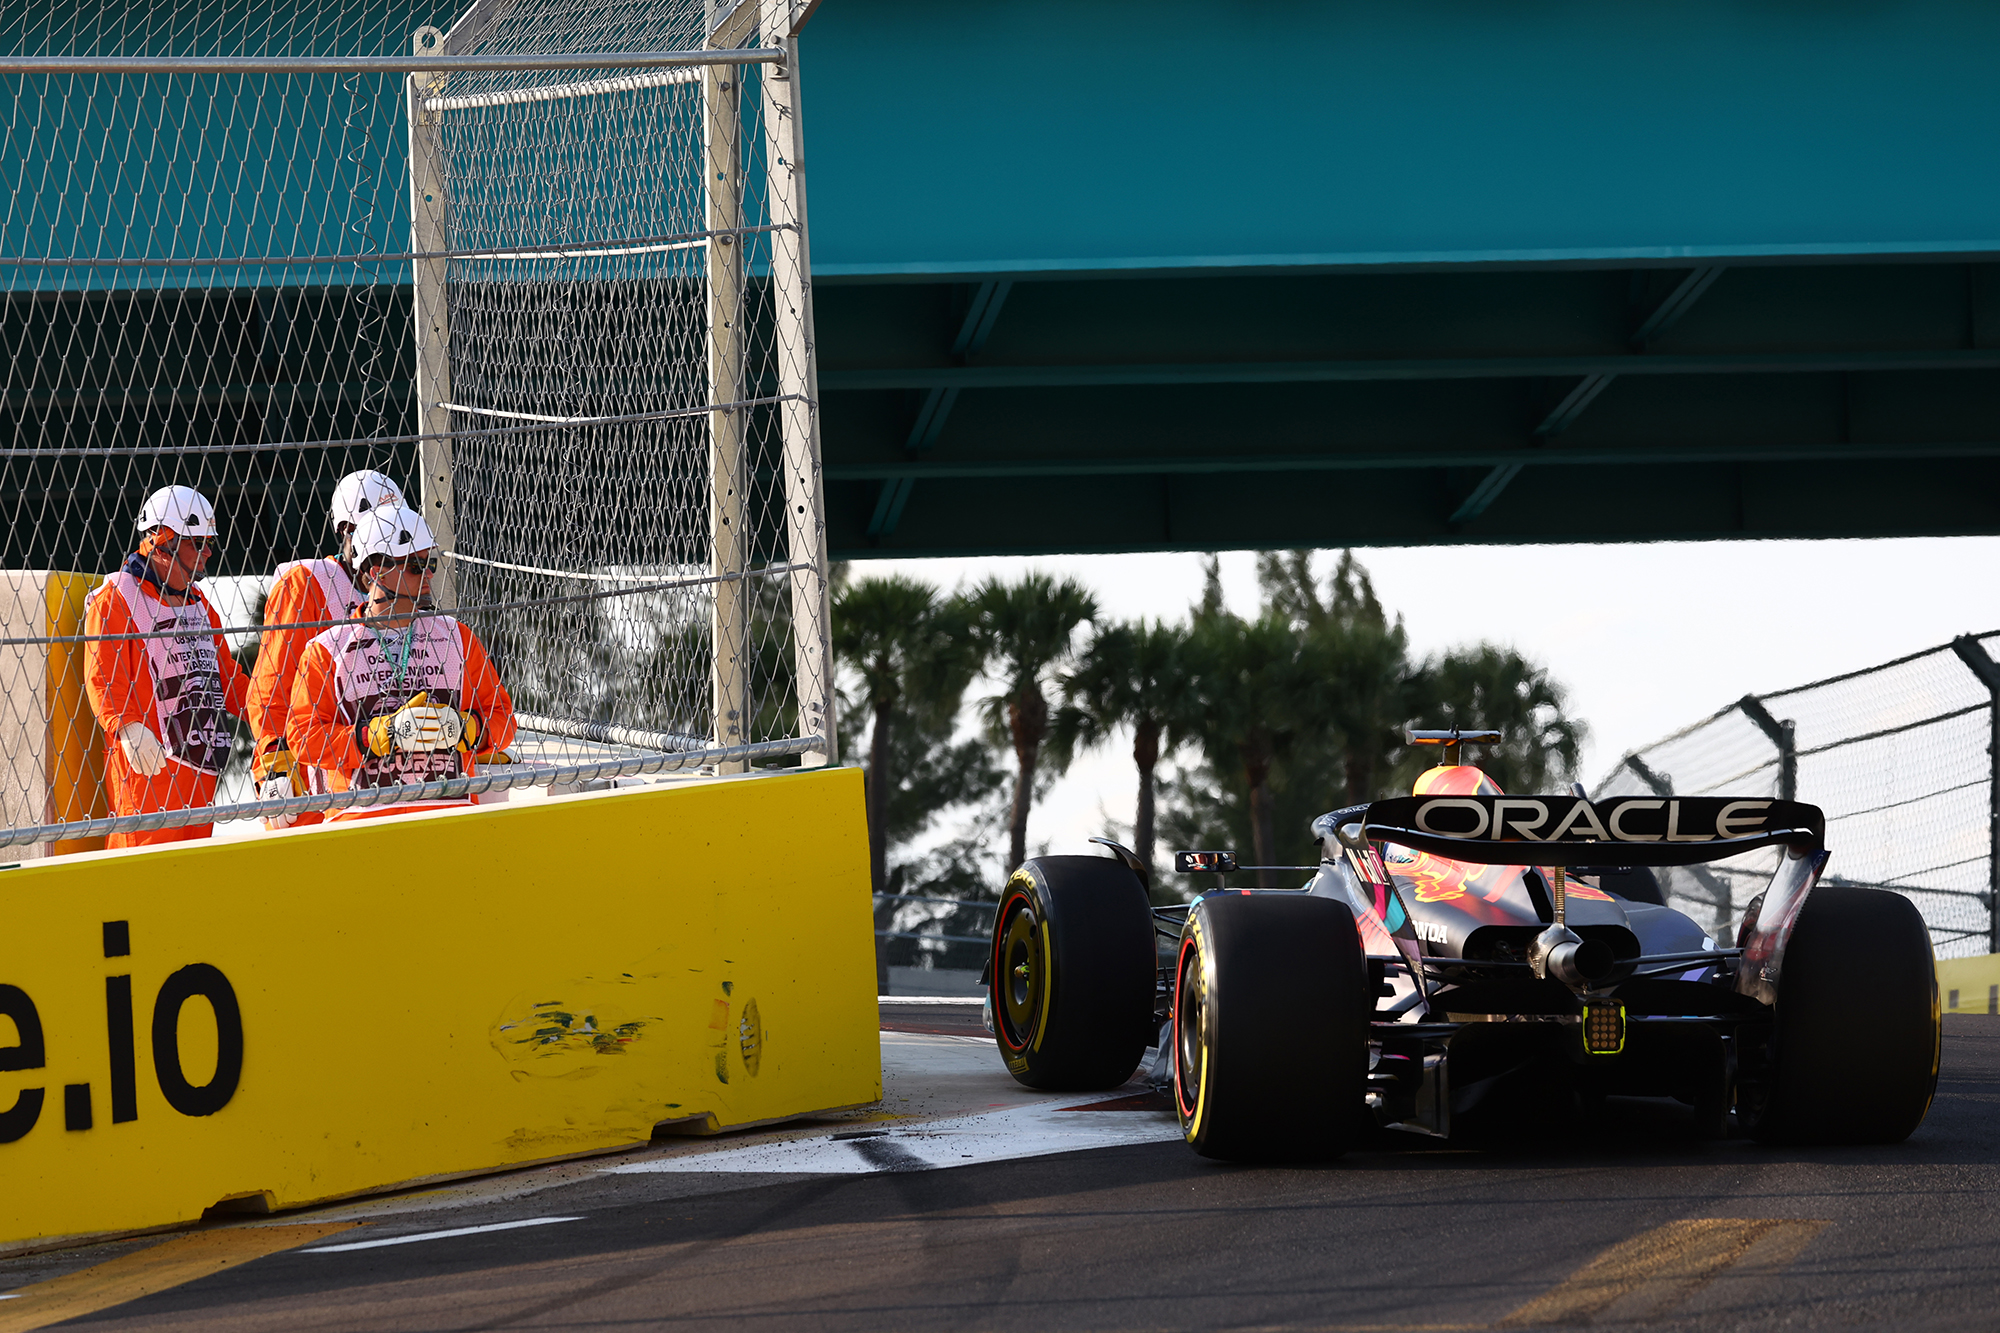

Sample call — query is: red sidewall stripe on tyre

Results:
[1174,931,1200,1122]
[994,886,1035,1054]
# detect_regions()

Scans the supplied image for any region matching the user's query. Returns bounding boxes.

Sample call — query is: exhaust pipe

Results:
[1528,865,1615,987]
[1530,926,1615,987]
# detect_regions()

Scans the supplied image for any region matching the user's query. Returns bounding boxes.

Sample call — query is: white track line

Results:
[301,1216,583,1253]
[605,1099,1180,1176]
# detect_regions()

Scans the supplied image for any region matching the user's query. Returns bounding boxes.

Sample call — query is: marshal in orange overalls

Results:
[247,556,364,826]
[286,611,516,821]
[84,561,250,849]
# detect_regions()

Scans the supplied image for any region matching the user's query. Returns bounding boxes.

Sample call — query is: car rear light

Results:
[1582,1000,1625,1055]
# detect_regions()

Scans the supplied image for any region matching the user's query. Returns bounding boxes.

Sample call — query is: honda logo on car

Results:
[1408,796,1774,843]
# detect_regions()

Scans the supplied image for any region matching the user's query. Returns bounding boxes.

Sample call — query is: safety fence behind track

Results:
[874,892,995,973]
[1593,630,2000,958]
[0,0,834,853]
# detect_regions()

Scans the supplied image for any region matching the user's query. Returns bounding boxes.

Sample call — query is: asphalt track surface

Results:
[5,1011,1998,1332]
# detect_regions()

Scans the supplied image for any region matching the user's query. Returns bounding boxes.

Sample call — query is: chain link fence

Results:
[874,892,994,995]
[0,0,833,853]
[1594,630,2000,958]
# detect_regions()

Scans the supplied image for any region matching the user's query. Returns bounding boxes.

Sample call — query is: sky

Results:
[855,537,2000,864]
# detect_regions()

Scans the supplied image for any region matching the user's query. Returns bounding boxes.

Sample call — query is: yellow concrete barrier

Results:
[0,765,878,1249]
[1937,953,2000,1015]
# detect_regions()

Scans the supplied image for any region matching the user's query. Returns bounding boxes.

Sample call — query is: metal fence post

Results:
[1622,753,1734,927]
[407,28,458,610]
[1950,636,2000,954]
[758,0,835,766]
[1737,695,1797,802]
[706,0,755,774]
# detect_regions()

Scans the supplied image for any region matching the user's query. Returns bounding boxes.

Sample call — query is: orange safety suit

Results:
[83,558,250,849]
[246,556,364,826]
[286,611,516,822]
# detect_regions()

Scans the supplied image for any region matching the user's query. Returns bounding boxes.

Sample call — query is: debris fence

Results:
[0,0,834,853]
[1593,631,2000,958]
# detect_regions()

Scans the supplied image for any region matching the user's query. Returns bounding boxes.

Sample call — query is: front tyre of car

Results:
[990,855,1156,1090]
[1174,891,1370,1161]
[1741,884,1941,1144]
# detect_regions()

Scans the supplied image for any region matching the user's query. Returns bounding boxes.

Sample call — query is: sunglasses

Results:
[163,535,218,554]
[380,554,438,575]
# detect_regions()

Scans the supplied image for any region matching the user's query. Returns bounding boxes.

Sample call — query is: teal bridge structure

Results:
[803,0,2000,557]
[6,1,1999,567]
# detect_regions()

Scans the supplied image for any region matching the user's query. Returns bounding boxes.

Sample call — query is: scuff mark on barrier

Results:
[711,990,733,1084]
[739,998,762,1077]
[502,1118,651,1154]
[492,978,661,1079]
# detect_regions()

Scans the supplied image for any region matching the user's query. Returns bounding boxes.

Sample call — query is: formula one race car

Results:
[985,729,1940,1160]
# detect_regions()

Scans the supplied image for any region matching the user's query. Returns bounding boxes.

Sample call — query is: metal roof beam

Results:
[1633,266,1726,347]
[826,451,2000,559]
[1449,462,1524,524]
[827,438,2000,481]
[1533,372,1615,438]
[866,280,1014,539]
[1535,266,1728,438]
[902,385,960,452]
[950,279,1013,358]
[820,346,2000,391]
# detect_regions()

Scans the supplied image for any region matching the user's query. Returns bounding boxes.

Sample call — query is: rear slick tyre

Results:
[1173,890,1370,1161]
[990,855,1156,1090]
[1745,884,1940,1145]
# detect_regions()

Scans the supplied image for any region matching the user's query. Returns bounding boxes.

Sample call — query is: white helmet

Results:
[329,470,404,529]
[350,503,437,567]
[135,485,218,538]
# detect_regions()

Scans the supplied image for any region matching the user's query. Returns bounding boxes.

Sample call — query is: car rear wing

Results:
[1354,794,1824,866]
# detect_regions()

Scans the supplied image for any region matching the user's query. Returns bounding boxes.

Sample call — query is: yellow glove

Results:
[252,742,306,794]
[365,692,464,756]
[253,742,306,827]
[456,710,481,754]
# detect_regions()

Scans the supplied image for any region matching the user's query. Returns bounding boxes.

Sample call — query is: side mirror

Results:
[1173,850,1237,874]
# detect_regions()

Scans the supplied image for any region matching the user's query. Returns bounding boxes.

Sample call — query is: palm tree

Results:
[1406,644,1586,793]
[1052,619,1195,877]
[965,572,1098,872]
[1261,550,1415,804]
[1185,611,1325,885]
[1318,616,1413,803]
[1161,551,1589,869]
[831,576,978,898]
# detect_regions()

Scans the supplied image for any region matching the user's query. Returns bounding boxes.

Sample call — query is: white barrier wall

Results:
[0,571,106,860]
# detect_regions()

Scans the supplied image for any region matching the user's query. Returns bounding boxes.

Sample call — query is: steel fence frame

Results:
[0,0,835,853]
[1595,630,2000,957]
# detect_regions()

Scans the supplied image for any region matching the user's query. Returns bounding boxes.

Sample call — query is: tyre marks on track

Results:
[1498,1218,1828,1327]
[604,1099,1183,1176]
